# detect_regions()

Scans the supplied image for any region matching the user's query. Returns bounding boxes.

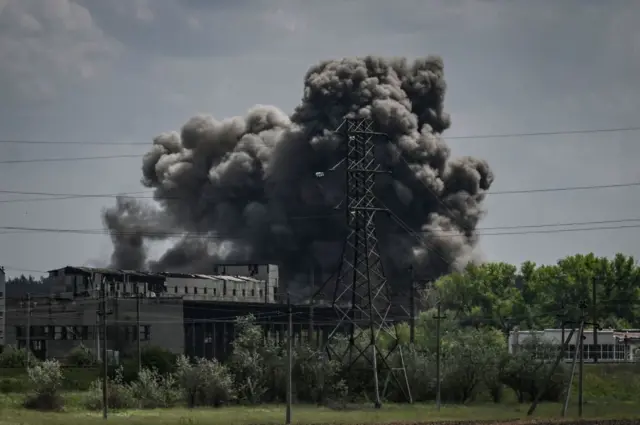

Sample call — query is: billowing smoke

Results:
[103,56,494,298]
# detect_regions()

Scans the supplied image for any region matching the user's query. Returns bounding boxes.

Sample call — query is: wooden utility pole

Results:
[97,275,112,420]
[592,275,598,363]
[409,267,415,345]
[26,293,31,369]
[434,302,446,411]
[562,323,582,417]
[136,281,142,374]
[528,326,576,416]
[578,302,586,418]
[286,293,293,425]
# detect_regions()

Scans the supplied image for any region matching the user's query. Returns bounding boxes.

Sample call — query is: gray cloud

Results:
[0,0,120,103]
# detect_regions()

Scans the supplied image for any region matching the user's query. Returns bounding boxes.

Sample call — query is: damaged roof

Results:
[47,266,262,283]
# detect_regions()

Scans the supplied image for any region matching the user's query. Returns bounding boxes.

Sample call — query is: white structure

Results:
[509,328,640,363]
[0,267,5,346]
[45,265,279,303]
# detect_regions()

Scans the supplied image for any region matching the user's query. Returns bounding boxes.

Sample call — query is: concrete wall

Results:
[4,295,184,359]
[165,275,273,303]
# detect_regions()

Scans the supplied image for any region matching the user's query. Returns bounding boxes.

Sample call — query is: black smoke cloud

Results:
[102,56,494,297]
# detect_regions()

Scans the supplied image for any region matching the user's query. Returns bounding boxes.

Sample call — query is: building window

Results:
[0,291,3,297]
[16,326,24,338]
[141,325,151,341]
[232,289,237,297]
[242,289,246,297]
[194,287,198,295]
[259,290,263,298]
[213,288,217,296]
[0,311,3,317]
[203,287,207,294]
[184,286,189,294]
[54,326,64,340]
[174,286,178,293]
[251,289,255,297]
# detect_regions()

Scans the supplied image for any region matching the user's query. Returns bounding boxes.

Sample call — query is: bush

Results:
[23,360,64,411]
[141,346,177,375]
[129,368,181,408]
[84,366,136,410]
[0,345,38,368]
[0,377,29,393]
[65,344,97,367]
[175,355,235,407]
[229,315,282,403]
[499,335,570,403]
[292,343,342,403]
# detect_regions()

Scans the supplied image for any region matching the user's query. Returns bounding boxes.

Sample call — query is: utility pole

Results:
[26,293,31,369]
[434,302,446,411]
[97,275,112,420]
[562,322,582,417]
[136,281,141,374]
[409,267,415,345]
[286,293,292,425]
[528,325,576,416]
[578,301,586,418]
[592,275,598,363]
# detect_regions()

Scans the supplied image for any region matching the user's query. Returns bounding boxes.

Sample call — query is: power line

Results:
[1,125,639,146]
[0,154,141,164]
[1,180,639,205]
[488,181,640,195]
[3,220,640,239]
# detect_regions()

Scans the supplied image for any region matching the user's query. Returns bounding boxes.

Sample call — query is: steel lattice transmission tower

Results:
[314,117,411,407]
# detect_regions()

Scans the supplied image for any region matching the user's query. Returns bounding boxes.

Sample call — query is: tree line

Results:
[432,252,640,331]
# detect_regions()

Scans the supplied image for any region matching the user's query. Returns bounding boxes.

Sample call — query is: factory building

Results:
[3,264,341,361]
[509,328,640,363]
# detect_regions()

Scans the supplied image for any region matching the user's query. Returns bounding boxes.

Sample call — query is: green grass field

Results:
[0,400,638,425]
[0,364,638,424]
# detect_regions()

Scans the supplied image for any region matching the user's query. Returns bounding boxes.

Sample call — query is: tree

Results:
[435,262,525,335]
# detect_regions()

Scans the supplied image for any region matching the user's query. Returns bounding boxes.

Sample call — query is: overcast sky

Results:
[1,0,639,278]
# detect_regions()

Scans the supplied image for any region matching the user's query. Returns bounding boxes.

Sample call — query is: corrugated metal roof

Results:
[47,266,265,283]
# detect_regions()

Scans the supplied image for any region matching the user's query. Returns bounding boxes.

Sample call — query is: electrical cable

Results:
[3,218,640,239]
[2,180,638,206]
[1,125,639,146]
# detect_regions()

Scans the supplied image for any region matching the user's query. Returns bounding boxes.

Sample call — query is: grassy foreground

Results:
[0,400,638,425]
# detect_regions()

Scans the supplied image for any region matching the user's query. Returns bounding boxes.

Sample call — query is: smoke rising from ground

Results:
[102,56,494,295]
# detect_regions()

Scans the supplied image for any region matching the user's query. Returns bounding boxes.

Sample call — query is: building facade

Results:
[3,264,281,360]
[4,293,185,360]
[509,328,640,363]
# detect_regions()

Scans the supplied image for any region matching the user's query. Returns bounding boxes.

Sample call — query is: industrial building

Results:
[509,328,640,362]
[3,264,341,361]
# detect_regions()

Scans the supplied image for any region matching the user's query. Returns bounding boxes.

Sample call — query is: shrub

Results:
[84,366,136,410]
[292,343,342,403]
[23,359,64,411]
[129,368,181,408]
[500,338,569,403]
[229,315,282,403]
[141,346,177,375]
[0,377,29,393]
[0,345,38,368]
[65,344,97,367]
[175,355,235,407]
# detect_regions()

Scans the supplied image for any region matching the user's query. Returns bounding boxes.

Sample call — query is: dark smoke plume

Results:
[102,56,494,297]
